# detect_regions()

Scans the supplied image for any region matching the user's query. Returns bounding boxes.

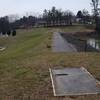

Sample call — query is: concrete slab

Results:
[49,67,100,96]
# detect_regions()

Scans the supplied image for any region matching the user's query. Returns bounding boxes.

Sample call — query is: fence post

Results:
[84,40,87,52]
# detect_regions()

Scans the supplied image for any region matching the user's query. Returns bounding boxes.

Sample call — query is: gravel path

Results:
[52,32,77,52]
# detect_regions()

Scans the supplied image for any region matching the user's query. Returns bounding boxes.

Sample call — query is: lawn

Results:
[0,25,100,100]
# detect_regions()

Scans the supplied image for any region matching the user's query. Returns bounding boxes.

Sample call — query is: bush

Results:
[46,44,51,48]
[12,30,16,36]
[2,32,6,35]
[7,30,11,36]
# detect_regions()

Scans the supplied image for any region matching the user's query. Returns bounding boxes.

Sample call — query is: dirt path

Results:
[52,32,77,52]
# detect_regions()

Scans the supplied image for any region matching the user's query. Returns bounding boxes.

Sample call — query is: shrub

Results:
[12,30,16,36]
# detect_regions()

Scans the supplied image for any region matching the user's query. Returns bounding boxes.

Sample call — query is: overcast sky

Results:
[0,0,94,17]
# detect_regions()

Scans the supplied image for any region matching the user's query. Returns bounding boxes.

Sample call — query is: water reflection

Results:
[87,39,100,51]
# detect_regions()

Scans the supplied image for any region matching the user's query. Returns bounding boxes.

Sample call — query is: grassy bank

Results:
[0,25,100,100]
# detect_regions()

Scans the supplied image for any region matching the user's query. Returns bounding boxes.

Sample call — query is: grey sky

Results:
[0,0,94,17]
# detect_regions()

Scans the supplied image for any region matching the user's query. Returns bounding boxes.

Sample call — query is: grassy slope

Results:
[0,26,100,100]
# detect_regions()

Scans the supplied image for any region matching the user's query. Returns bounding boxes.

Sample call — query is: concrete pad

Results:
[49,67,100,96]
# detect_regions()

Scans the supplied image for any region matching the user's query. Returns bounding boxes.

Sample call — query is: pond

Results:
[87,39,100,51]
[56,32,100,52]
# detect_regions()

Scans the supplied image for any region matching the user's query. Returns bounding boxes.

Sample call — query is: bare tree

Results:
[8,14,19,23]
[82,9,90,24]
[91,0,100,30]
[91,0,99,16]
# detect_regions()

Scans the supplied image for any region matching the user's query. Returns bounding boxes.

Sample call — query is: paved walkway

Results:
[52,32,77,52]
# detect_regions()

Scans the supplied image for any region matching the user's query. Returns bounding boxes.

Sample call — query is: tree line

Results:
[0,0,100,34]
[76,9,92,24]
[42,7,73,26]
[11,7,94,28]
[11,7,74,28]
[0,16,16,36]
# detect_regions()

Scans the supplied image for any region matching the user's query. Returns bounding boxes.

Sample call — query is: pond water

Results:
[87,39,100,51]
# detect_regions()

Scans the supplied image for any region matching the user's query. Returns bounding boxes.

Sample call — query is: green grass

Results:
[0,26,100,100]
